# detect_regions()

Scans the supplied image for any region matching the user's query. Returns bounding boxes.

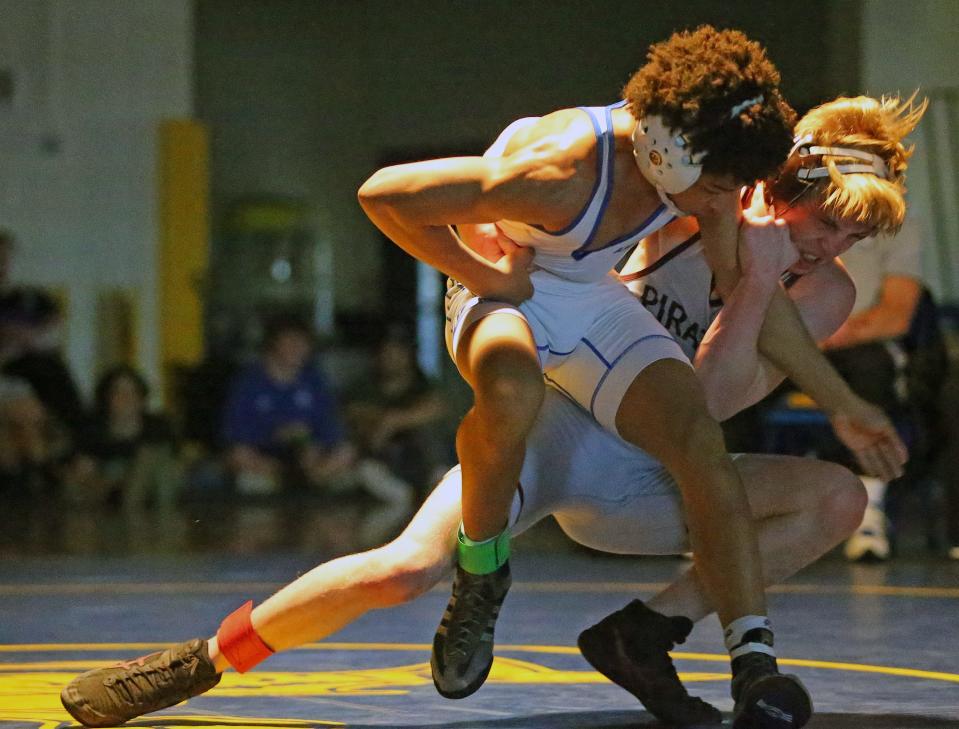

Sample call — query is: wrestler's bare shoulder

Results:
[501,108,598,172]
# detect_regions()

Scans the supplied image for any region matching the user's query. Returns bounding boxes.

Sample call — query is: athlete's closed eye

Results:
[818,214,840,231]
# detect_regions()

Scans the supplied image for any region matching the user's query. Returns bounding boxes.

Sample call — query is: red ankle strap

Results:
[216,600,274,673]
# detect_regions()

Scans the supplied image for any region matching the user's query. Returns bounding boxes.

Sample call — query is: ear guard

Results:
[631,115,706,195]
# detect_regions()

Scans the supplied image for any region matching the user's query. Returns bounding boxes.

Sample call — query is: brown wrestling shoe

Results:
[578,599,723,726]
[60,638,221,727]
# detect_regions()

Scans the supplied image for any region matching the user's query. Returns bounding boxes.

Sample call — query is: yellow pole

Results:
[157,119,210,406]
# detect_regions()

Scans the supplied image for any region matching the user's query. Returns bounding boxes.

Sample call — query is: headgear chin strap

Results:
[632,115,705,196]
[653,182,688,217]
[790,134,890,180]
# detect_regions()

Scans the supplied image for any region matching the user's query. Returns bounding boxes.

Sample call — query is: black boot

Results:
[578,600,722,726]
[731,648,813,728]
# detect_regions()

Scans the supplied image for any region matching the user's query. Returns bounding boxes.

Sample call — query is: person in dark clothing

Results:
[62,365,180,507]
[221,313,413,508]
[0,287,84,434]
[347,329,449,496]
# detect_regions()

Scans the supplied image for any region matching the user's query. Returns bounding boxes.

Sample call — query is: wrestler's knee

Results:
[818,464,868,541]
[471,354,544,437]
[367,541,452,609]
[663,411,730,477]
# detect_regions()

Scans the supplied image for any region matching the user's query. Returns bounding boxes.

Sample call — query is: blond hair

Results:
[772,93,927,234]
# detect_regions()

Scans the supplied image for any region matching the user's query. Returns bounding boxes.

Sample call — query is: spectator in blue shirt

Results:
[221,313,415,512]
[222,313,356,495]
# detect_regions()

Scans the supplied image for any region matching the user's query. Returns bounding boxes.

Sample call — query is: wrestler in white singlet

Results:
[447,102,689,433]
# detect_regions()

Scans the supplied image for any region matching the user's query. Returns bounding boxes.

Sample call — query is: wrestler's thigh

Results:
[614,357,715,463]
[444,279,538,385]
[455,310,539,388]
[546,289,689,434]
[553,490,689,556]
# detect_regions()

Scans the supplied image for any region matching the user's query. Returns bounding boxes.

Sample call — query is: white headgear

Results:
[789,134,890,180]
[632,94,765,196]
[631,115,706,195]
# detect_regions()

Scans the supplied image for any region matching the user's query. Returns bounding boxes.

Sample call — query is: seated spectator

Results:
[937,341,959,560]
[820,221,944,560]
[347,327,449,495]
[0,374,64,495]
[221,313,412,510]
[0,287,84,436]
[61,365,181,508]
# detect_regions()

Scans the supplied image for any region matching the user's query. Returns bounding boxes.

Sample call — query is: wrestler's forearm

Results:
[695,273,779,420]
[757,288,859,414]
[696,201,742,292]
[358,156,533,293]
[358,198,499,293]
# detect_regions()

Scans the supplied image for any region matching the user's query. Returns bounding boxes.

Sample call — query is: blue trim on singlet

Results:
[599,203,670,252]
[572,103,676,261]
[572,105,617,259]
[588,333,679,419]
[536,343,577,357]
[543,109,606,237]
[580,337,611,368]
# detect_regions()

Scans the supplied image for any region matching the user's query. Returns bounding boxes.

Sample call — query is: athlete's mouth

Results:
[800,253,821,265]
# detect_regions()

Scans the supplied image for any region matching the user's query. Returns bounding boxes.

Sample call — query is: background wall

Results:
[194,0,862,315]
[10,0,959,400]
[861,0,959,300]
[0,0,193,395]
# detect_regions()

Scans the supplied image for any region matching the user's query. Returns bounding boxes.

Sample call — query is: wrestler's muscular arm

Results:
[697,263,856,421]
[694,194,799,420]
[358,111,595,303]
[699,191,907,480]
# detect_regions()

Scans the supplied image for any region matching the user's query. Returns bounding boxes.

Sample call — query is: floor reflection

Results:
[0,496,422,558]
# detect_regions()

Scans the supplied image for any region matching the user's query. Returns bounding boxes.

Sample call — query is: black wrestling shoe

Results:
[578,599,722,726]
[431,561,511,699]
[731,651,813,729]
[60,638,221,727]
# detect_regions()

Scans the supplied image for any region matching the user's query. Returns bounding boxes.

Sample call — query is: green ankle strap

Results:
[457,525,510,575]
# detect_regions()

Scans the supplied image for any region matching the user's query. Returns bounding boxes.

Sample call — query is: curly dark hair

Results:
[623,25,796,184]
